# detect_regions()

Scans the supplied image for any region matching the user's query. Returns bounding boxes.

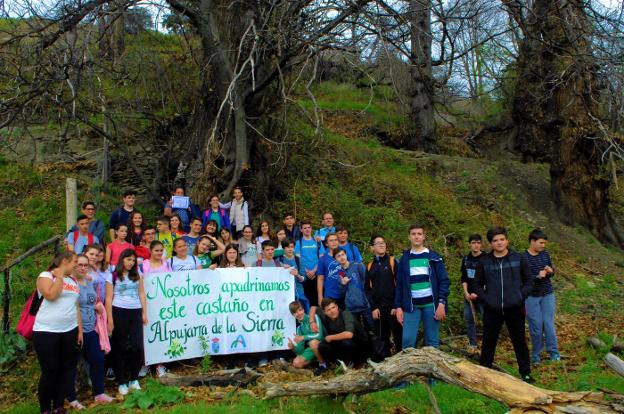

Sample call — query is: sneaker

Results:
[156,365,167,378]
[128,380,141,391]
[94,393,114,404]
[531,356,541,365]
[522,374,535,384]
[68,400,85,410]
[118,384,129,396]
[314,364,328,376]
[466,345,479,355]
[549,353,561,362]
[258,358,269,367]
[106,368,116,381]
[138,365,149,378]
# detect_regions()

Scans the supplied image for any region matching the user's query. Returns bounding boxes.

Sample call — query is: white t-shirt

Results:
[170,255,200,271]
[106,272,142,309]
[33,272,80,333]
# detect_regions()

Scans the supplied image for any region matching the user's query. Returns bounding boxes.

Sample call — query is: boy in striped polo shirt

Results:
[394,224,450,349]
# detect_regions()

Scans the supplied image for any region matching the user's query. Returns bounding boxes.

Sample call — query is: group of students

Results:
[31,186,559,413]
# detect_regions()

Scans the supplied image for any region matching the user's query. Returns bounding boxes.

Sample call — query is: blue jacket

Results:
[394,249,450,312]
[343,262,370,313]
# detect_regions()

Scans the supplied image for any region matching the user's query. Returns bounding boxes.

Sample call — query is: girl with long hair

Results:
[66,255,113,408]
[105,249,146,396]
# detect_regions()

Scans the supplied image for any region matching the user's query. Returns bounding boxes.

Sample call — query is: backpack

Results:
[346,242,356,261]
[16,288,44,340]
[367,255,396,288]
[71,230,94,253]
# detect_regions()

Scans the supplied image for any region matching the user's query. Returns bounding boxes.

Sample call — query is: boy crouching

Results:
[288,301,328,375]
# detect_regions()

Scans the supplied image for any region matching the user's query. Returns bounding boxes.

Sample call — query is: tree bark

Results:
[511,0,624,248]
[263,348,624,414]
[158,368,261,387]
[407,0,438,153]
[605,353,624,377]
[165,0,370,205]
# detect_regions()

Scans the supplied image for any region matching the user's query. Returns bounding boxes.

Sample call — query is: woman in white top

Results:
[105,248,147,396]
[137,241,171,378]
[170,238,202,271]
[255,220,273,254]
[238,225,258,267]
[32,251,81,414]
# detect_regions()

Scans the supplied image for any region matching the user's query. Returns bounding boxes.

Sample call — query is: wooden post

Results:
[2,268,10,334]
[66,178,77,232]
[101,103,110,183]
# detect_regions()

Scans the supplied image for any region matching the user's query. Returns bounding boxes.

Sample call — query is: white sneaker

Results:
[69,400,85,410]
[128,380,141,391]
[156,364,167,378]
[94,393,114,404]
[118,384,129,396]
[138,365,149,377]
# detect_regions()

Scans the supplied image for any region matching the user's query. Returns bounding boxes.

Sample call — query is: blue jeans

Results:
[402,305,440,349]
[67,330,105,401]
[463,300,483,346]
[525,293,559,360]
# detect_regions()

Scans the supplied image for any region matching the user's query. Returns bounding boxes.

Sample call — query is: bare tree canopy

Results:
[0,0,622,245]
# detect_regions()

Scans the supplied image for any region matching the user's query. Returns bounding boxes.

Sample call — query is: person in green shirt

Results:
[156,216,174,258]
[288,301,326,374]
[193,235,225,268]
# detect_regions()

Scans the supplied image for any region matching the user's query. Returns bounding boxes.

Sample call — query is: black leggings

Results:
[33,328,79,413]
[111,307,144,385]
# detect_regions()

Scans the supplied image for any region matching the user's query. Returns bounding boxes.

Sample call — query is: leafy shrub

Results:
[0,332,28,371]
[123,379,185,410]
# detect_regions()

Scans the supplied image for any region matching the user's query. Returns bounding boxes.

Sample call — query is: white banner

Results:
[142,267,296,365]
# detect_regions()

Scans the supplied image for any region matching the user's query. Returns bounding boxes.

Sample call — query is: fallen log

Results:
[605,353,624,377]
[159,367,261,387]
[262,347,624,414]
[587,336,607,349]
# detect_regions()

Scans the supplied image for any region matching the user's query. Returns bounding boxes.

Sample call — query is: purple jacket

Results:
[201,207,231,231]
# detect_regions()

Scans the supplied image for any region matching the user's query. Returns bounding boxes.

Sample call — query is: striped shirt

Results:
[409,250,433,307]
[523,250,554,296]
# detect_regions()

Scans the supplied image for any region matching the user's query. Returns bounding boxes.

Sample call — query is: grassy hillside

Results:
[1,81,623,413]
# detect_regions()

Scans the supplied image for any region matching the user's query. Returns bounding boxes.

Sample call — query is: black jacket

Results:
[471,249,533,311]
[365,254,396,310]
